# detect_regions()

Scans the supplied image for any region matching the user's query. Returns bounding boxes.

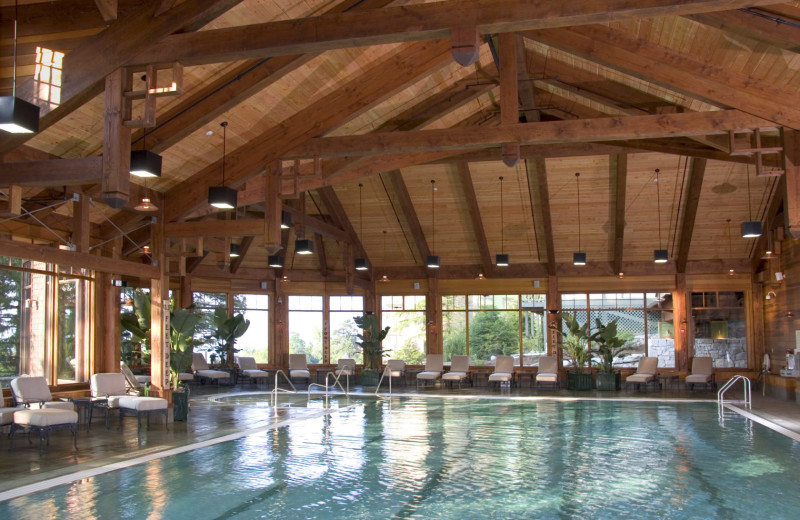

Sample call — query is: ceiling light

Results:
[355,258,369,271]
[573,252,586,266]
[281,211,292,229]
[426,255,440,268]
[573,172,585,266]
[134,197,158,212]
[354,183,369,271]
[208,121,237,209]
[295,238,314,255]
[654,249,669,263]
[0,3,39,134]
[428,179,439,269]
[495,254,509,267]
[268,255,284,268]
[229,243,241,258]
[379,274,390,283]
[130,129,162,177]
[496,176,509,267]
[653,169,668,263]
[741,165,762,238]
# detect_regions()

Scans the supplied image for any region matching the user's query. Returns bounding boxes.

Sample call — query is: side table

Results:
[71,397,109,431]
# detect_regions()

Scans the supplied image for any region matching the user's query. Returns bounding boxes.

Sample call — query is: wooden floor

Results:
[1,381,798,498]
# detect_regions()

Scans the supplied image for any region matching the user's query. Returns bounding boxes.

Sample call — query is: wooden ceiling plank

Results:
[676,158,707,273]
[229,235,253,274]
[0,157,103,187]
[315,233,328,278]
[94,0,118,21]
[317,186,366,259]
[0,0,244,156]
[783,129,800,239]
[525,157,555,275]
[185,251,209,274]
[292,110,775,158]
[164,38,453,222]
[165,214,346,241]
[688,10,800,52]
[135,0,781,66]
[613,154,627,275]
[457,162,493,277]
[385,170,430,262]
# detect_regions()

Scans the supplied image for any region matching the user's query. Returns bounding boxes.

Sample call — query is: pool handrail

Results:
[308,371,348,398]
[374,364,394,397]
[717,374,751,416]
[271,369,297,395]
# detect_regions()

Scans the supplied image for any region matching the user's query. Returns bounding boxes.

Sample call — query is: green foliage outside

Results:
[552,312,590,373]
[289,330,321,364]
[208,308,250,367]
[56,281,76,380]
[330,319,361,363]
[0,260,21,383]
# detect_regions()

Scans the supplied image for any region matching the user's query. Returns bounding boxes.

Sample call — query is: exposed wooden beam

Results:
[229,235,253,274]
[0,157,103,187]
[165,215,347,242]
[316,187,366,261]
[676,158,707,273]
[688,10,800,53]
[185,251,209,274]
[73,192,91,253]
[101,68,131,208]
[385,170,429,263]
[135,0,780,66]
[94,0,118,21]
[292,110,774,158]
[315,234,328,278]
[164,38,453,222]
[783,129,800,239]
[456,162,493,277]
[526,25,800,130]
[525,157,555,275]
[613,154,627,275]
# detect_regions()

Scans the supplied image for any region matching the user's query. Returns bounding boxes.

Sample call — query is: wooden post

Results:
[264,161,283,255]
[782,128,800,238]
[547,275,561,367]
[179,275,193,308]
[426,277,441,355]
[674,273,689,372]
[149,216,171,403]
[73,192,91,253]
[102,69,131,209]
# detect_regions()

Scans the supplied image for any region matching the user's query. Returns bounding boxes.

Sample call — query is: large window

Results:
[381,295,426,364]
[562,292,674,368]
[442,294,546,366]
[235,294,269,363]
[329,296,363,364]
[289,295,323,363]
[193,292,227,360]
[0,258,22,388]
[691,291,746,368]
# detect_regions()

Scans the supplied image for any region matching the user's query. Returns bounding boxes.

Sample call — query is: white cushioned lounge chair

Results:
[416,354,444,388]
[536,356,560,389]
[488,355,515,389]
[10,376,74,410]
[236,356,270,386]
[191,353,230,384]
[625,357,660,390]
[120,361,150,395]
[685,356,715,390]
[289,354,311,385]
[334,358,356,391]
[91,373,168,429]
[442,355,471,388]
[385,359,406,386]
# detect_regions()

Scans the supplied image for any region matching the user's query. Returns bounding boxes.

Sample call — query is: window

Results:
[0,258,22,388]
[561,292,674,368]
[691,291,746,368]
[193,292,227,360]
[289,295,323,363]
[329,296,363,364]
[34,47,63,110]
[235,294,269,363]
[442,294,546,366]
[381,295,426,364]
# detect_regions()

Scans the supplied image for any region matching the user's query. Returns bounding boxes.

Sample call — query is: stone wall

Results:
[648,338,675,367]
[693,338,747,368]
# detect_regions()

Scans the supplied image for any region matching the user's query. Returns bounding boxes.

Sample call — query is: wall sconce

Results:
[786,311,794,319]
[765,291,777,301]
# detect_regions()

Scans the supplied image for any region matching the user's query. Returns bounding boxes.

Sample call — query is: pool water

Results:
[2,398,800,519]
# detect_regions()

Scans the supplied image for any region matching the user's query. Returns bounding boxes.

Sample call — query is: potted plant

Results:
[353,312,390,386]
[590,318,630,391]
[552,313,592,390]
[209,309,250,368]
[169,307,201,421]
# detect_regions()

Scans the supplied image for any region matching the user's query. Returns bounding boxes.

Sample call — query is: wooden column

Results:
[751,282,765,371]
[547,275,561,367]
[95,272,120,373]
[426,277,441,355]
[783,128,800,238]
[675,273,691,372]
[273,283,289,369]
[73,192,91,253]
[179,275,193,308]
[149,216,171,403]
[102,68,131,209]
[264,161,283,255]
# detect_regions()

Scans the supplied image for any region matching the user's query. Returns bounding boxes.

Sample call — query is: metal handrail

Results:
[374,365,395,396]
[718,375,751,415]
[308,371,348,398]
[271,369,297,395]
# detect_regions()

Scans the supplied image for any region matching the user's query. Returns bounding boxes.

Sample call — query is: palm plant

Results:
[589,318,631,373]
[353,312,390,371]
[551,312,590,373]
[169,307,201,390]
[120,290,152,366]
[210,309,250,367]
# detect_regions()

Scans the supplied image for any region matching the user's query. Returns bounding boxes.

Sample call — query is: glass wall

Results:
[561,292,674,368]
[193,292,227,361]
[288,295,323,363]
[381,295,426,364]
[0,258,22,388]
[330,296,363,364]
[691,291,746,368]
[442,294,546,366]
[235,294,269,363]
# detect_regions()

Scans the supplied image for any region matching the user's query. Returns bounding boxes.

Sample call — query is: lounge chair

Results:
[442,355,471,388]
[536,356,559,389]
[625,357,660,390]
[289,353,311,386]
[191,353,230,384]
[334,358,356,391]
[685,356,715,390]
[10,376,74,410]
[91,373,168,429]
[416,354,444,388]
[488,355,515,389]
[235,356,270,386]
[120,361,150,395]
[385,359,406,386]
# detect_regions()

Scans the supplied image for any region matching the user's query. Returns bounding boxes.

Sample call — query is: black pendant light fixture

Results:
[496,176,509,267]
[426,179,440,268]
[268,255,284,268]
[229,243,241,258]
[354,183,369,271]
[295,236,314,255]
[281,211,292,229]
[0,1,39,134]
[741,166,762,238]
[130,128,162,178]
[208,121,237,209]
[379,230,390,282]
[727,218,735,275]
[573,172,586,266]
[654,169,668,263]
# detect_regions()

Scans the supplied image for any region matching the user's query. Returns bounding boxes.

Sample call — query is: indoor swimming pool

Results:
[1,397,799,519]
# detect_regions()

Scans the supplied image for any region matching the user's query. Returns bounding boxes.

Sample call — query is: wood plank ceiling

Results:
[0,0,796,282]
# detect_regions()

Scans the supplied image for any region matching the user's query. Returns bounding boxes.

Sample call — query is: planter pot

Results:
[596,371,621,391]
[567,372,593,391]
[360,369,380,387]
[172,388,190,421]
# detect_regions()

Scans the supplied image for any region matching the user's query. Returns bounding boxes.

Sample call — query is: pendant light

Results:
[281,211,292,229]
[727,218,735,275]
[573,172,586,266]
[268,255,284,268]
[653,169,668,263]
[741,166,762,238]
[134,197,158,212]
[354,183,369,271]
[496,176,509,267]
[379,230,390,282]
[208,121,237,209]
[130,128,162,178]
[426,179,440,268]
[0,1,40,134]
[295,236,314,255]
[229,243,241,258]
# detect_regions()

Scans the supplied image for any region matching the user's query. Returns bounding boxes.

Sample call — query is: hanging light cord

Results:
[655,168,662,249]
[575,172,581,251]
[221,121,228,186]
[746,165,753,220]
[359,183,364,242]
[499,176,504,254]
[727,218,733,256]
[12,0,18,97]
[431,179,436,255]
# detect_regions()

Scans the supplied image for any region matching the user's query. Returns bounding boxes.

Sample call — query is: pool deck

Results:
[1,381,798,499]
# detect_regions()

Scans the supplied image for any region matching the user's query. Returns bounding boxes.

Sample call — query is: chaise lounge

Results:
[625,357,661,391]
[91,373,169,430]
[416,354,444,388]
[442,355,471,388]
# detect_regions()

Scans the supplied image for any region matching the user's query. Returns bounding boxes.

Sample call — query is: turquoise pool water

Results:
[2,398,800,519]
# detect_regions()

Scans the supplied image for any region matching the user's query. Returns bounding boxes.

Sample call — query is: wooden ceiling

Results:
[1,0,797,283]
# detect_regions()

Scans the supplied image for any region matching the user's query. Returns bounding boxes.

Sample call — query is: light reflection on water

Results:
[2,399,800,519]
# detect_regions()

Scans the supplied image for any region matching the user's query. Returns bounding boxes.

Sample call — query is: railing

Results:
[717,375,751,417]
[308,371,348,398]
[374,365,395,397]
[271,369,297,396]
